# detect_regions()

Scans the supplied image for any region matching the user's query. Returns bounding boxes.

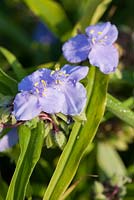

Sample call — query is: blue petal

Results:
[86,22,111,38]
[61,82,87,115]
[86,22,118,45]
[13,92,41,120]
[103,24,118,44]
[61,65,89,82]
[0,128,18,152]
[88,44,119,74]
[62,34,90,63]
[19,68,52,91]
[19,70,43,91]
[40,68,54,84]
[39,88,65,114]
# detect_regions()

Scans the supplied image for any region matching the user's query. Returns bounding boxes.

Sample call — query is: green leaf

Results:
[110,69,134,87]
[102,96,134,122]
[43,67,109,200]
[6,121,45,200]
[23,0,72,37]
[0,82,13,95]
[106,94,134,127]
[78,0,111,30]
[0,12,31,50]
[0,94,12,107]
[90,0,112,24]
[97,142,126,177]
[0,68,17,94]
[31,183,46,197]
[0,47,27,81]
[0,175,8,200]
[0,195,3,200]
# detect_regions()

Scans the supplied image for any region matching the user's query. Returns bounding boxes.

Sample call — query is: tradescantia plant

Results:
[63,22,119,74]
[0,22,118,151]
[0,1,134,200]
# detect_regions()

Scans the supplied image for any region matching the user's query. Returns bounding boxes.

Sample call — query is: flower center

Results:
[52,71,69,85]
[89,29,108,45]
[50,70,69,90]
[33,79,47,96]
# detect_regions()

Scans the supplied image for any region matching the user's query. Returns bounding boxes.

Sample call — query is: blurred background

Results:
[0,0,134,199]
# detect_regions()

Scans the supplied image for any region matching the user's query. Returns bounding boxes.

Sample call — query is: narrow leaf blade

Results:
[107,94,134,127]
[43,67,109,200]
[6,121,45,200]
[97,142,126,177]
[23,0,72,37]
[0,68,17,94]
[0,47,27,81]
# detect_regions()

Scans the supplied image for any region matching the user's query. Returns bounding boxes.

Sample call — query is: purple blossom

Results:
[0,128,18,152]
[51,65,89,115]
[62,22,119,74]
[13,65,88,121]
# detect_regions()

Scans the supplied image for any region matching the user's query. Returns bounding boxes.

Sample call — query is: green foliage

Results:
[0,47,27,81]
[43,67,109,200]
[107,94,134,128]
[77,0,112,30]
[0,68,17,94]
[97,142,126,177]
[23,0,72,37]
[0,1,134,200]
[6,121,45,200]
[0,175,8,200]
[0,12,31,50]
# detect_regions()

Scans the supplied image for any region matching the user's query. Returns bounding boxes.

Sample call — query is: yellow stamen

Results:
[41,80,46,87]
[90,30,94,34]
[58,71,69,77]
[36,88,39,93]
[34,82,39,87]
[51,70,55,75]
[65,73,69,77]
[55,79,63,85]
[58,71,64,76]
[44,88,47,91]
[99,39,104,43]
[55,63,60,71]
[98,31,102,35]
[42,92,46,97]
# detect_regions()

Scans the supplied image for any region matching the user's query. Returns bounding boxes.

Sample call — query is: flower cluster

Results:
[0,22,119,151]
[13,65,88,121]
[9,22,119,122]
[62,22,119,74]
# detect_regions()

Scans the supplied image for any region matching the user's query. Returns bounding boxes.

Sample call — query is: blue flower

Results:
[62,22,119,74]
[0,128,18,152]
[50,65,89,115]
[13,69,65,120]
[13,65,88,120]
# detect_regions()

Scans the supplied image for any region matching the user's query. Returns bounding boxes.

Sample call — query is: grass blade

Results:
[107,94,134,127]
[6,121,45,200]
[0,47,27,81]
